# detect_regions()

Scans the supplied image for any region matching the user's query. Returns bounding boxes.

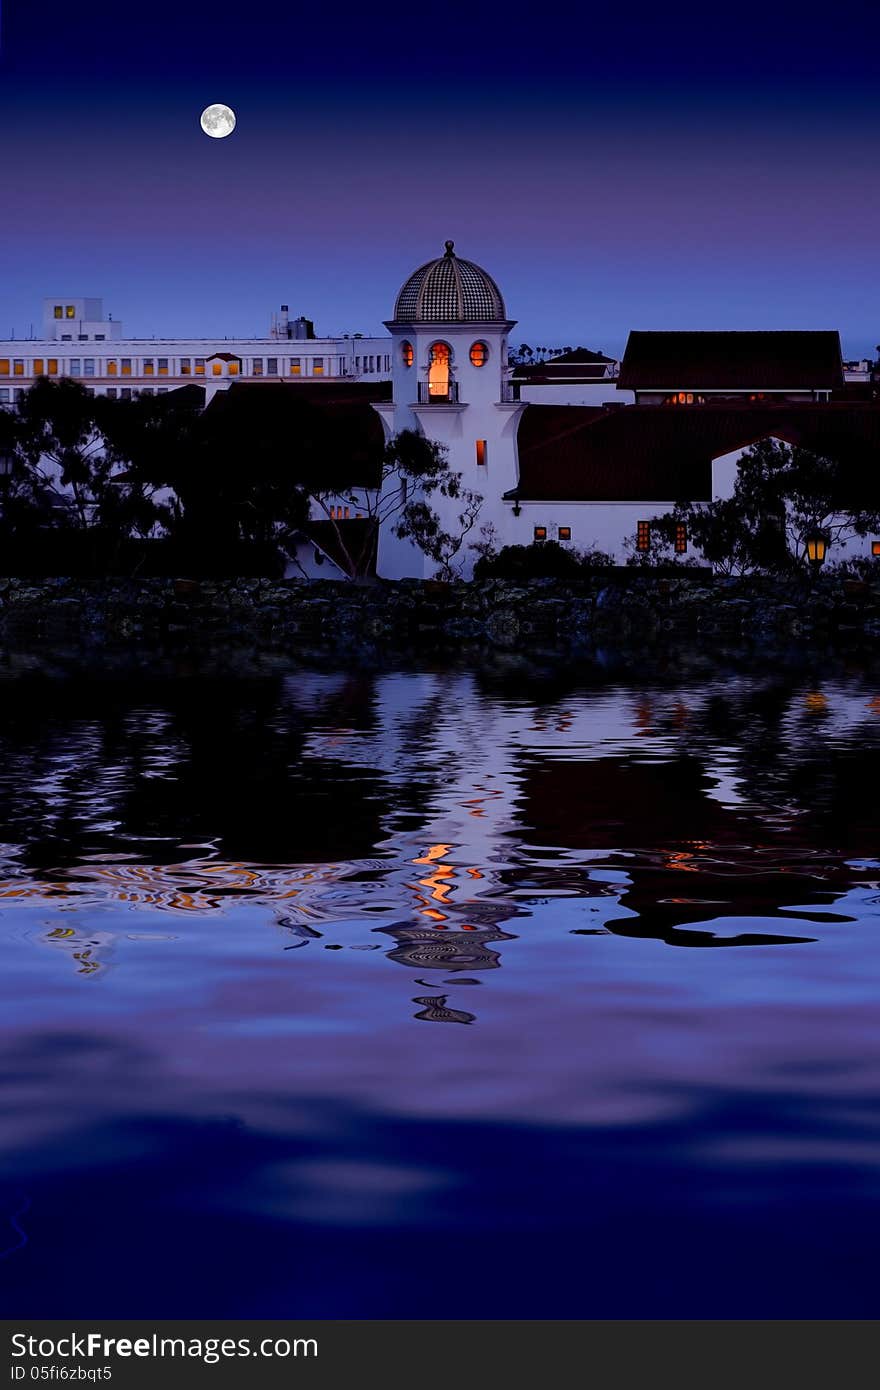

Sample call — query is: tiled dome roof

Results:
[394,241,506,323]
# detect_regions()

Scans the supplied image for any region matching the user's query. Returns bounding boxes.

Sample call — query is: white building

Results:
[369,246,880,577]
[0,296,391,409]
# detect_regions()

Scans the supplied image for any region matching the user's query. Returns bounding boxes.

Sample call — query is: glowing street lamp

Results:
[805,533,828,568]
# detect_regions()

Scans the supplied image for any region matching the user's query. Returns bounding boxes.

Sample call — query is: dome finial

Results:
[444,239,455,258]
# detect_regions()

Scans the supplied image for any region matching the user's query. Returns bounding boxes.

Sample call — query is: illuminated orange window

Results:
[0,360,8,376]
[428,342,450,397]
[121,359,132,376]
[106,361,117,376]
[180,359,191,375]
[143,360,154,376]
[475,439,487,466]
[290,358,301,375]
[470,341,489,367]
[312,359,323,375]
[53,305,63,319]
[228,362,239,375]
[401,341,414,368]
[212,362,222,376]
[33,359,44,375]
[675,523,688,554]
[47,359,58,375]
[158,358,169,376]
[558,526,571,541]
[637,521,651,551]
[13,361,23,376]
[194,359,205,376]
[65,306,76,319]
[534,525,547,542]
[873,542,880,557]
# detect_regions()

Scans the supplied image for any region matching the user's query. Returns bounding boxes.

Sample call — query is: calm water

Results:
[1,646,879,1317]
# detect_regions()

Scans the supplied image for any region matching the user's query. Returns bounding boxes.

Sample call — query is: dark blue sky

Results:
[1,1,878,355]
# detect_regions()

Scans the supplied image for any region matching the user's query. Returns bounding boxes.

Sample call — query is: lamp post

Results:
[805,532,828,569]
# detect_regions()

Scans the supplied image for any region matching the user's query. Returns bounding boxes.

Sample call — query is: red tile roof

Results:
[512,403,880,502]
[618,331,844,391]
[203,381,389,488]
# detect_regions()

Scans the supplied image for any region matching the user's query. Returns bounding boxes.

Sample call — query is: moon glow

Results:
[200,104,236,139]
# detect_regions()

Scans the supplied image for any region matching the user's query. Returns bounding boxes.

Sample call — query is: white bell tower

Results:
[374,241,525,579]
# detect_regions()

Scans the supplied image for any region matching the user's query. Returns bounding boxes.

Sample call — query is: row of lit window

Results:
[400,341,489,369]
[0,356,334,378]
[532,522,689,553]
[53,305,78,319]
[57,334,107,342]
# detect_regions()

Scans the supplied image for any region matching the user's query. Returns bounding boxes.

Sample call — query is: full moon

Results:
[200,104,236,139]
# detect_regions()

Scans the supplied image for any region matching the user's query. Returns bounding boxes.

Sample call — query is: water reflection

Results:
[2,662,880,1003]
[2,649,880,1316]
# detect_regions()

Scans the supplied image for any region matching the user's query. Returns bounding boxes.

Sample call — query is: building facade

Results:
[0,297,391,409]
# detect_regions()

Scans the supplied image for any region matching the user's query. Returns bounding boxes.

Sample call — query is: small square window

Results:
[83,359,95,376]
[13,360,24,376]
[65,306,76,319]
[558,526,571,541]
[70,359,81,375]
[158,358,168,375]
[228,362,239,376]
[95,334,105,342]
[0,360,9,376]
[195,359,205,375]
[120,388,132,400]
[0,388,9,402]
[252,359,263,376]
[872,541,880,557]
[312,359,324,375]
[143,359,154,375]
[33,359,44,375]
[106,388,117,399]
[53,306,63,319]
[290,358,301,375]
[267,358,278,374]
[534,526,547,542]
[107,361,118,376]
[78,334,88,341]
[121,359,132,375]
[47,359,58,375]
[180,358,191,375]
[61,334,72,342]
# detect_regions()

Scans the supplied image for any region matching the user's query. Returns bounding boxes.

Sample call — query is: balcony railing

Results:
[417,380,460,404]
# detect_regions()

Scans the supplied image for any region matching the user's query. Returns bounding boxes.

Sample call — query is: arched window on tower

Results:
[428,342,450,399]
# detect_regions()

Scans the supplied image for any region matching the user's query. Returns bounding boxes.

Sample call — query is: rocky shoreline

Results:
[1,573,879,648]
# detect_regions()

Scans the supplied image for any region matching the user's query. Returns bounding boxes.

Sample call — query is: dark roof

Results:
[618,331,844,391]
[202,381,388,489]
[512,403,880,502]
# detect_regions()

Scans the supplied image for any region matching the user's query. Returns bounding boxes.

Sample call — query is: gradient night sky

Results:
[1,1,878,356]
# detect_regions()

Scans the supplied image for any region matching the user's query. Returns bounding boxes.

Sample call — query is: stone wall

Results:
[1,574,880,647]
